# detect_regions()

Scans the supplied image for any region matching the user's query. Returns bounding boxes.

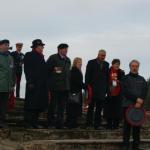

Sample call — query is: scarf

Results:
[109,67,121,97]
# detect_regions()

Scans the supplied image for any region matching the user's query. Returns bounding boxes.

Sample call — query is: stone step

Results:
[6,116,150,130]
[21,139,150,150]
[1,129,150,141]
[1,139,150,150]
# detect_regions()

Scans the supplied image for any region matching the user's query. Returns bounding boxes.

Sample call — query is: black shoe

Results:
[94,126,102,130]
[24,124,34,129]
[46,124,54,129]
[85,126,93,130]
[106,125,113,130]
[112,126,119,130]
[32,124,43,129]
[122,145,129,150]
[67,125,77,129]
[0,123,8,129]
[55,124,64,129]
[85,122,93,129]
[132,146,144,150]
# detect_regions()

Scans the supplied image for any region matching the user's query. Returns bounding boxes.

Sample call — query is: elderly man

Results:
[47,43,71,129]
[0,39,15,128]
[11,43,24,98]
[122,60,147,150]
[24,39,48,129]
[85,49,109,129]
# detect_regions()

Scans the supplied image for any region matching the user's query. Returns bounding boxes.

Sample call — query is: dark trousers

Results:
[106,95,122,129]
[86,98,104,128]
[48,91,68,128]
[66,92,83,128]
[16,74,22,98]
[24,109,41,127]
[66,103,80,128]
[0,92,9,125]
[123,108,141,147]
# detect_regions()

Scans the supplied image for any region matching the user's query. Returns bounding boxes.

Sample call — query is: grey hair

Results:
[98,49,106,54]
[129,59,140,67]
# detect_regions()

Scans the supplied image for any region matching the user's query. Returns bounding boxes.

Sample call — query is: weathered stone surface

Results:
[0,140,23,150]
[21,139,150,150]
[1,129,150,150]
[1,100,150,150]
[1,129,150,142]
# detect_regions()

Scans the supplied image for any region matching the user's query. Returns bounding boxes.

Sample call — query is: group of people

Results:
[0,38,148,150]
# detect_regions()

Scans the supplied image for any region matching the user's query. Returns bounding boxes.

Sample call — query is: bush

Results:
[144,78,150,110]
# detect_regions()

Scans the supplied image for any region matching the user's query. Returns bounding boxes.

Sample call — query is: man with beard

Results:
[122,60,147,150]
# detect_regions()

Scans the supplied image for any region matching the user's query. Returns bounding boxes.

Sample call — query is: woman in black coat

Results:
[66,57,85,129]
[24,39,48,129]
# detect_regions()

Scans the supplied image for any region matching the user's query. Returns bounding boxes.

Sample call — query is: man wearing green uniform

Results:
[0,39,15,128]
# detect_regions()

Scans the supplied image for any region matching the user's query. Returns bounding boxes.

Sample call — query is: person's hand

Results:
[28,84,34,90]
[135,102,142,109]
[10,87,15,92]
[111,73,117,80]
[136,98,144,105]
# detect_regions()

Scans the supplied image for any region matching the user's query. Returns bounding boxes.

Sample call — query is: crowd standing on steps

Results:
[0,38,148,150]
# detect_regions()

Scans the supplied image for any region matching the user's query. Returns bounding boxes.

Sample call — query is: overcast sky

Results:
[0,0,150,97]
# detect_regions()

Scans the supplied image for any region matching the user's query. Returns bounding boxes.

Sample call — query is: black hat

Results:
[57,43,69,50]
[31,39,45,48]
[0,39,10,45]
[125,105,147,127]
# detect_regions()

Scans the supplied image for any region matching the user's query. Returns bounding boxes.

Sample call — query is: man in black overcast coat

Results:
[24,39,48,129]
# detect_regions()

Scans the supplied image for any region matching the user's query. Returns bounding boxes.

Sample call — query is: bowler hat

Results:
[31,39,45,48]
[0,39,10,45]
[57,43,69,49]
[125,105,146,127]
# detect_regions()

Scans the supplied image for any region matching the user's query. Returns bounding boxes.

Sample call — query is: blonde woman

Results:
[66,57,85,129]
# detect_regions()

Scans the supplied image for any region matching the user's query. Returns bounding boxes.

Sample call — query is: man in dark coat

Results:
[122,60,147,150]
[11,43,24,98]
[24,39,48,129]
[85,49,109,129]
[47,43,71,129]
